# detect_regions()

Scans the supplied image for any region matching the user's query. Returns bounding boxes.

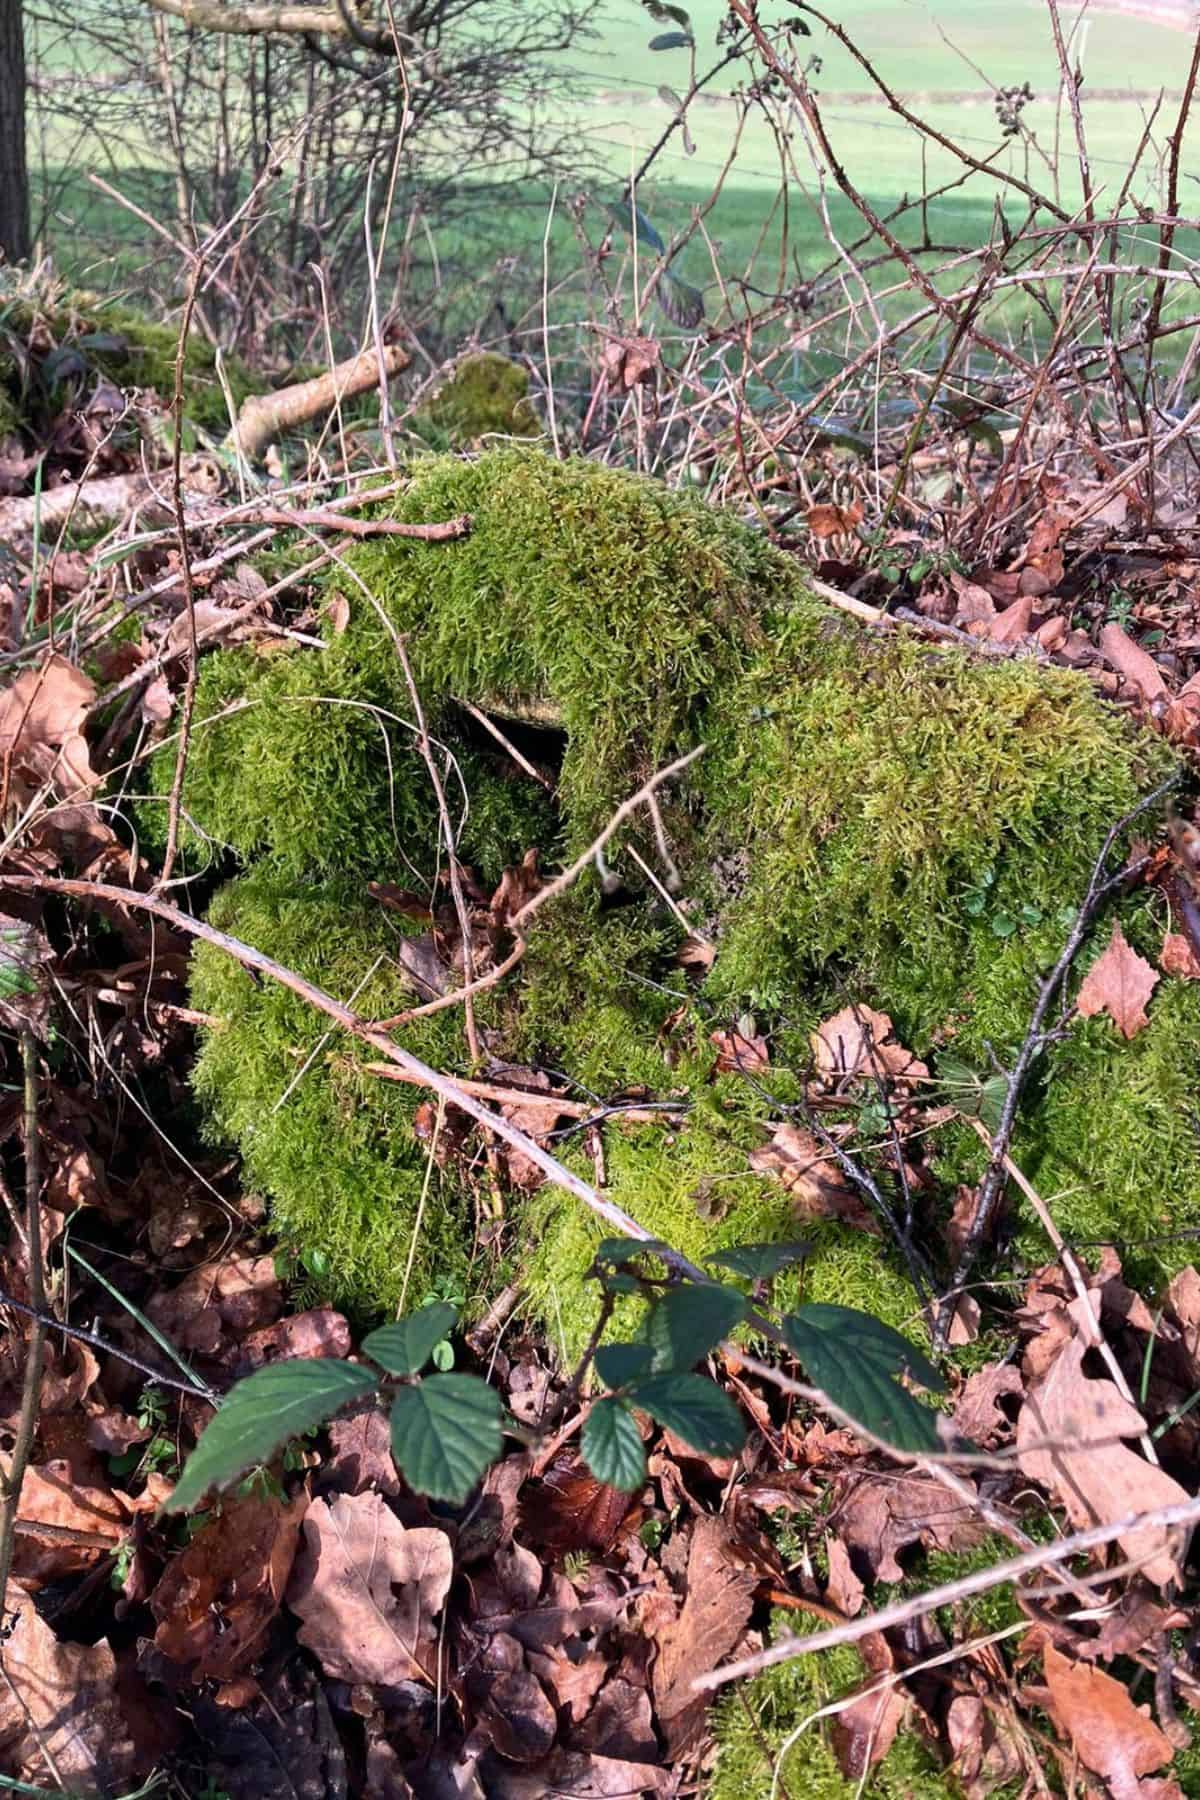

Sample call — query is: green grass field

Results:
[29,0,1200,359]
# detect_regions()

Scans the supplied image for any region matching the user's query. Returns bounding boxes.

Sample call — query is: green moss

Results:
[189,866,495,1319]
[0,274,256,443]
[416,352,539,448]
[163,447,1198,1347]
[708,1615,957,1800]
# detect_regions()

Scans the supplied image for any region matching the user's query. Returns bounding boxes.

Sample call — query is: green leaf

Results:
[594,1237,670,1267]
[782,1306,944,1454]
[595,1342,654,1388]
[707,1241,811,1281]
[606,202,666,256]
[389,1373,503,1503]
[650,30,693,49]
[627,1371,746,1457]
[979,1075,1008,1133]
[936,1054,979,1090]
[583,1398,646,1490]
[362,1302,459,1377]
[166,1360,376,1513]
[659,267,705,330]
[641,0,691,24]
[645,1283,745,1372]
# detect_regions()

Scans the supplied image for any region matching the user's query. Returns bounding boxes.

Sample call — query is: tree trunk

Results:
[0,0,30,265]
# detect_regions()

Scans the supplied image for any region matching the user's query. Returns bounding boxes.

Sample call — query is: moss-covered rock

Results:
[0,276,256,448]
[165,447,1200,1339]
[415,351,539,448]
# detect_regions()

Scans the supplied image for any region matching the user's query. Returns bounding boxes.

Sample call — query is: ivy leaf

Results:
[707,1241,810,1281]
[650,30,693,49]
[166,1360,377,1513]
[389,1374,503,1503]
[583,1398,646,1491]
[595,1342,654,1388]
[782,1306,944,1453]
[645,1283,745,1372]
[627,1371,746,1457]
[362,1303,459,1377]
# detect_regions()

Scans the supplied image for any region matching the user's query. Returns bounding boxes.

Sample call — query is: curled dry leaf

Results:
[1043,1643,1175,1800]
[1076,921,1160,1040]
[0,652,100,803]
[1098,621,1169,705]
[1017,1318,1189,1587]
[835,1471,980,1582]
[287,1492,453,1686]
[807,501,864,539]
[985,595,1034,643]
[749,1122,877,1232]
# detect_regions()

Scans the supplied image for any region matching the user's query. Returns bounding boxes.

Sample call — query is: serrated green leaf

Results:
[166,1360,376,1513]
[706,1241,811,1281]
[583,1398,646,1490]
[627,1371,746,1457]
[782,1306,944,1453]
[389,1374,503,1503]
[645,1283,745,1372]
[979,1075,1009,1132]
[595,1342,654,1388]
[362,1302,458,1376]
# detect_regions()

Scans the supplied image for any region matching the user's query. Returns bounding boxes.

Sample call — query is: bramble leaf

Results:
[389,1374,503,1503]
[583,1398,646,1491]
[362,1303,458,1377]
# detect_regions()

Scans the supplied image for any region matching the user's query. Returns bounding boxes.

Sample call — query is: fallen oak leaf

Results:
[1076,922,1159,1040]
[286,1492,452,1686]
[1043,1643,1175,1799]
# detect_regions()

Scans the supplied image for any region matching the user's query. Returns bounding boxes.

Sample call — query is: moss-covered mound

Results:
[0,276,255,451]
[165,447,1200,1335]
[414,351,539,447]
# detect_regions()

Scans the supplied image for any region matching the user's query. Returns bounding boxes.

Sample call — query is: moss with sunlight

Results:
[169,446,1198,1341]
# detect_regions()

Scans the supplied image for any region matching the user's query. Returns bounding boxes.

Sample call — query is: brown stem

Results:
[0,1032,48,1617]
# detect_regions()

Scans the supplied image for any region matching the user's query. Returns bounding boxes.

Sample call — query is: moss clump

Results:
[165,447,1198,1343]
[190,867,496,1317]
[708,1616,957,1799]
[0,275,256,446]
[416,352,539,447]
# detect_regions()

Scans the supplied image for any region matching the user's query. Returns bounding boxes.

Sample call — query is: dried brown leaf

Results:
[0,1584,142,1791]
[652,1515,756,1754]
[151,1492,306,1681]
[1044,1643,1174,1799]
[836,1471,980,1582]
[709,1027,769,1074]
[749,1122,877,1232]
[1099,622,1170,704]
[1017,1324,1189,1586]
[1076,922,1160,1039]
[287,1493,452,1685]
[1161,932,1200,979]
[811,1005,928,1085]
[0,652,99,801]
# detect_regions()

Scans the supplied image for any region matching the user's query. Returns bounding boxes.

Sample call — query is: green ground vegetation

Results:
[161,446,1200,1345]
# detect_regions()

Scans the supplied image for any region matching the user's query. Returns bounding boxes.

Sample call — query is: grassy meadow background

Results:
[24,0,1200,357]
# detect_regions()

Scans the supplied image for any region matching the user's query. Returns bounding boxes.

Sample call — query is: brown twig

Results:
[0,1032,48,1618]
[157,260,205,891]
[695,1492,1200,1693]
